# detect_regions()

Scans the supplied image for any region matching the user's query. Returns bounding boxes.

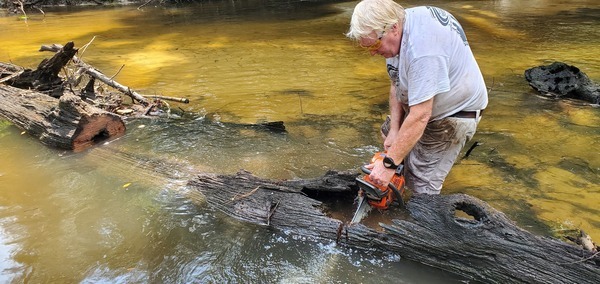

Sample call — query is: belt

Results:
[449,109,484,119]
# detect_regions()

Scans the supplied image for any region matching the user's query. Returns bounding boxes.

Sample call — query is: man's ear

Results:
[391,23,399,35]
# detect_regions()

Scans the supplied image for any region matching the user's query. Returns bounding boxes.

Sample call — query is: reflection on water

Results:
[0,0,599,282]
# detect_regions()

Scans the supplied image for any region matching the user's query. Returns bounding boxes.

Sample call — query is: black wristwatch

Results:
[382,155,399,169]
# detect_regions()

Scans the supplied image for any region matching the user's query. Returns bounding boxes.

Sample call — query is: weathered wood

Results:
[0,63,24,84]
[189,170,600,284]
[0,85,125,151]
[40,43,151,106]
[7,42,77,97]
[379,194,599,283]
[189,170,355,241]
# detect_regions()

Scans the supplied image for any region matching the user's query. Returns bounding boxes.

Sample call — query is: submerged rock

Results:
[524,62,600,105]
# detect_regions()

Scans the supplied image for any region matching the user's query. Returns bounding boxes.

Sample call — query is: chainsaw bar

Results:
[350,194,372,225]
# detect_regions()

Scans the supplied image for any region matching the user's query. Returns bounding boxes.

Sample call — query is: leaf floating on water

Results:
[20,131,26,135]
[122,182,132,189]
[138,124,146,129]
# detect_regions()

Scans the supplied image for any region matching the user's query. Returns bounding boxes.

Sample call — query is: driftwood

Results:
[0,42,130,150]
[189,170,600,284]
[39,43,152,106]
[1,42,286,150]
[525,62,600,105]
[0,84,125,151]
[1,41,198,150]
[6,41,78,97]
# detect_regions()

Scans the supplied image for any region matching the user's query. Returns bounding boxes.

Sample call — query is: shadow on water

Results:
[474,132,541,189]
[558,157,600,185]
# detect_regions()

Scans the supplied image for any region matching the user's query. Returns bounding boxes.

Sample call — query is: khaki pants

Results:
[381,115,479,194]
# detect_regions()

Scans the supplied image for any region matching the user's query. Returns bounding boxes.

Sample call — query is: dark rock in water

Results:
[524,62,600,104]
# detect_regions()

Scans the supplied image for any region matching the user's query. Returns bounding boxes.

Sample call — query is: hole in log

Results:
[73,115,126,152]
[453,201,487,227]
[92,128,110,143]
[301,187,359,222]
[301,185,410,228]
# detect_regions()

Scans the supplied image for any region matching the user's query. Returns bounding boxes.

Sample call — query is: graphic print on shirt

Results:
[427,6,468,45]
[387,62,399,83]
[386,59,408,103]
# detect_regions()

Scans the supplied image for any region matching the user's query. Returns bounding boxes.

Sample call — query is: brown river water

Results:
[0,0,599,282]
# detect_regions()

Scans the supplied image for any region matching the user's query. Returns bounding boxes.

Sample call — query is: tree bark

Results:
[0,85,125,151]
[189,170,600,284]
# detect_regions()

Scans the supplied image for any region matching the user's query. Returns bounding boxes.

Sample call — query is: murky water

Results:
[1,0,599,282]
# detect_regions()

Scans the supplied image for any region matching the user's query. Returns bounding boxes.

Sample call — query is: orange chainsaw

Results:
[350,152,405,224]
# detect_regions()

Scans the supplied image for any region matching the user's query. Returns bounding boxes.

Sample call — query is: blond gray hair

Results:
[346,0,406,40]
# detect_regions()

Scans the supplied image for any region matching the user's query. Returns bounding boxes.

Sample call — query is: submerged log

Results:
[525,62,600,104]
[189,170,600,284]
[0,85,125,151]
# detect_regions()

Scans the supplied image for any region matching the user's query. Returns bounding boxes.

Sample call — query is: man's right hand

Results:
[366,160,396,188]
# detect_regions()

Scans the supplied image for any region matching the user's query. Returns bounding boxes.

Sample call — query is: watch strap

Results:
[383,155,398,169]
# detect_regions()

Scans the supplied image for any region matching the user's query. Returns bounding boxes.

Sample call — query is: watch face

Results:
[383,156,396,168]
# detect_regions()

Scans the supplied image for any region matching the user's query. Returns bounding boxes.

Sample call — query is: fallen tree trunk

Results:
[0,85,125,151]
[189,170,600,284]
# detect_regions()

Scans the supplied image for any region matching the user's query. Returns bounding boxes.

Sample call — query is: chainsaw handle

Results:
[360,165,405,207]
[388,182,405,208]
[360,165,371,174]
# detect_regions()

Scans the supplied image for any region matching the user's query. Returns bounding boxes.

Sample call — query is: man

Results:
[346,0,488,194]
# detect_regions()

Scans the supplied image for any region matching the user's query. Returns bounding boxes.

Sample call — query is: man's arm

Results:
[384,83,405,150]
[368,97,433,186]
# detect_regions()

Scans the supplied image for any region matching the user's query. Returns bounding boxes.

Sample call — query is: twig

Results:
[231,186,261,202]
[558,251,599,265]
[33,6,45,16]
[110,64,125,80]
[17,0,28,21]
[61,66,76,90]
[462,141,481,159]
[0,70,24,83]
[78,36,96,60]
[143,95,190,104]
[138,0,154,10]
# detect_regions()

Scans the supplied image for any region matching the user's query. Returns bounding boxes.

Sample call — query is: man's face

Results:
[358,25,399,58]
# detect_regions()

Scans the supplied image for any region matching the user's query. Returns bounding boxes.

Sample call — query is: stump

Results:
[525,62,600,104]
[0,85,125,151]
[189,170,600,284]
[7,41,78,97]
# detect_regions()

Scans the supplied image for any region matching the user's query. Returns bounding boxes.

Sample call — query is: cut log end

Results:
[0,85,126,152]
[72,114,125,152]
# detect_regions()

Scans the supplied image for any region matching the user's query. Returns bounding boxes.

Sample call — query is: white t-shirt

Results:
[386,6,488,121]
